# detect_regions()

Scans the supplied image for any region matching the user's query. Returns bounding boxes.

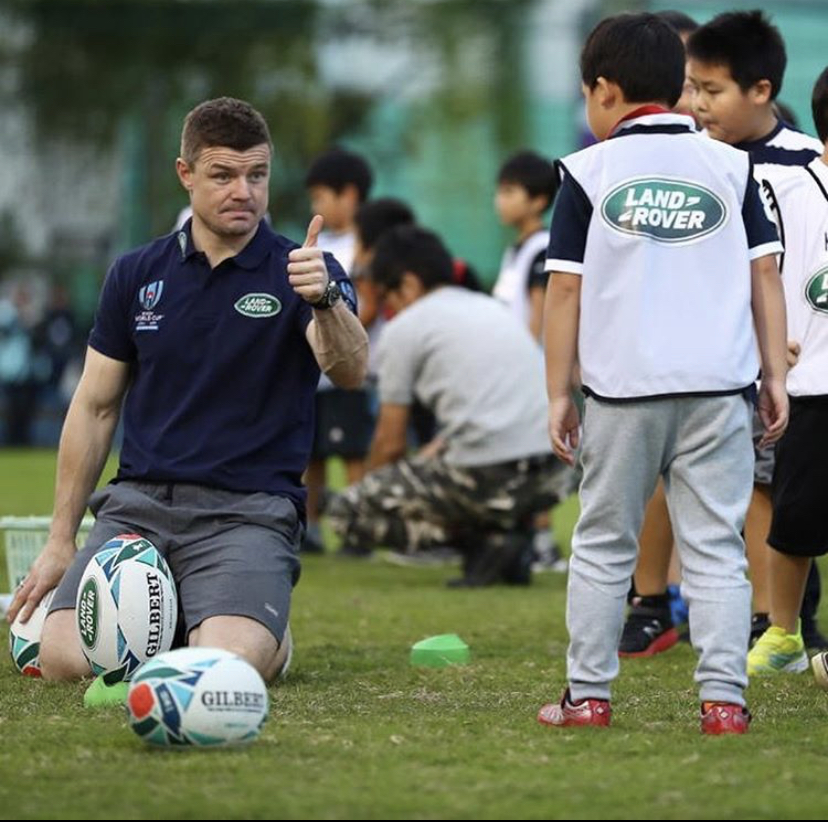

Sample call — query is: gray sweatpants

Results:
[567,394,753,706]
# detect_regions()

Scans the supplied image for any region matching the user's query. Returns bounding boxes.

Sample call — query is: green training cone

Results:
[409,633,470,668]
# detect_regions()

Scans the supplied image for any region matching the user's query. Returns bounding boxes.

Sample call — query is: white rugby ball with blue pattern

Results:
[75,534,177,683]
[127,647,269,747]
[8,588,56,677]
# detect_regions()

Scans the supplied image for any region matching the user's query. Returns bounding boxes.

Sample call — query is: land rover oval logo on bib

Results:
[805,265,828,315]
[601,177,727,244]
[234,293,282,318]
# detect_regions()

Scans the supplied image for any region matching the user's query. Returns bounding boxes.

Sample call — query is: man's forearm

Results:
[48,394,120,544]
[367,435,406,471]
[308,302,369,389]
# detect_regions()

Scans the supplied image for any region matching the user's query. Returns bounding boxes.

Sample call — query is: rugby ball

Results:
[127,647,269,747]
[8,588,56,677]
[76,534,177,684]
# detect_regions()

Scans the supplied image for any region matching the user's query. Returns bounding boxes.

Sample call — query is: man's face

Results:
[177,144,270,238]
[687,60,764,144]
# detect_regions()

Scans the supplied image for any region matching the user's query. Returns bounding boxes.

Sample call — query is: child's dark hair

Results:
[355,198,416,251]
[687,11,786,100]
[370,226,454,293]
[581,13,685,108]
[812,66,828,144]
[304,147,373,202]
[498,151,559,212]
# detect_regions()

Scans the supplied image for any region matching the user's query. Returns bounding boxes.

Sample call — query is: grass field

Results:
[1,449,827,820]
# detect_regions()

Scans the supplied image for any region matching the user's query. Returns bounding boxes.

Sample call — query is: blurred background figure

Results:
[0,284,37,445]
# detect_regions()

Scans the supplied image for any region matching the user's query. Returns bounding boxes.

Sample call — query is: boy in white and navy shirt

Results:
[747,67,828,678]
[687,9,826,650]
[492,150,568,573]
[493,150,559,340]
[537,13,788,735]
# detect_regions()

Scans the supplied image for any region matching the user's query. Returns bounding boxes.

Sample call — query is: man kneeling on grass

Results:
[327,225,571,587]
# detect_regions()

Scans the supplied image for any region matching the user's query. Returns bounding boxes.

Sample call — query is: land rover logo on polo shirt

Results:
[601,177,727,244]
[805,265,828,315]
[234,293,282,318]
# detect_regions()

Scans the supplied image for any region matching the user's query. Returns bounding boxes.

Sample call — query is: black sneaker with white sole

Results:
[618,595,679,657]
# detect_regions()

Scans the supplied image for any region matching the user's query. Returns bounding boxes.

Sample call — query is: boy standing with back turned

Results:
[538,13,788,734]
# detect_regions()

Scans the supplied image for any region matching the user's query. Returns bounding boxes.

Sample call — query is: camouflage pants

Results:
[326,452,570,553]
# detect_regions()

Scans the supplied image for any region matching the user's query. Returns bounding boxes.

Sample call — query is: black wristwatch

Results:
[311,279,343,310]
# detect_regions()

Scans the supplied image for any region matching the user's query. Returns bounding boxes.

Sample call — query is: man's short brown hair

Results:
[180,97,272,166]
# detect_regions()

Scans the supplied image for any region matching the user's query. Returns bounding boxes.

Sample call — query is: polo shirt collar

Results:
[176,218,273,270]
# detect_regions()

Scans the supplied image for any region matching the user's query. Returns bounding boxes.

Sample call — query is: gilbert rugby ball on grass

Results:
[127,647,269,747]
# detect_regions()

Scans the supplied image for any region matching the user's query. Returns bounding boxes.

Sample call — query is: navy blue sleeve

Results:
[88,259,136,362]
[742,166,782,258]
[527,249,550,291]
[325,252,359,314]
[546,164,593,274]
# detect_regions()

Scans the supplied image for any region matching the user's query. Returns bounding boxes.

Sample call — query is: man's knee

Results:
[39,610,91,681]
[189,615,287,683]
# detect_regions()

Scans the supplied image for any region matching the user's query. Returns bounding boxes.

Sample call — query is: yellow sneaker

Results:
[747,623,808,676]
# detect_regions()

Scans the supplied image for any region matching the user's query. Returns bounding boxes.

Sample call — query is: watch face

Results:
[325,281,342,306]
[314,280,341,309]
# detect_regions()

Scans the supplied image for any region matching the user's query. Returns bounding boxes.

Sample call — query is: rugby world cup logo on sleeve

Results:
[601,178,727,244]
[338,280,357,313]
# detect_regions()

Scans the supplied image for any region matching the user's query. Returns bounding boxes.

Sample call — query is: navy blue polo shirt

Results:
[89,220,356,514]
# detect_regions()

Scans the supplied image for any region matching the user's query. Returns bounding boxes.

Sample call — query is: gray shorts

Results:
[50,481,302,643]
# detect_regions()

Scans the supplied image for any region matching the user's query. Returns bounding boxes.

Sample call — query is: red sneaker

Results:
[538,689,611,728]
[700,702,751,735]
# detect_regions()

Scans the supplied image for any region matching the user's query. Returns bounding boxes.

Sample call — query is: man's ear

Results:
[176,157,194,192]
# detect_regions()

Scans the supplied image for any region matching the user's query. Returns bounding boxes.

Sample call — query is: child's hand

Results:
[548,396,580,466]
[757,378,789,448]
[786,340,801,369]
